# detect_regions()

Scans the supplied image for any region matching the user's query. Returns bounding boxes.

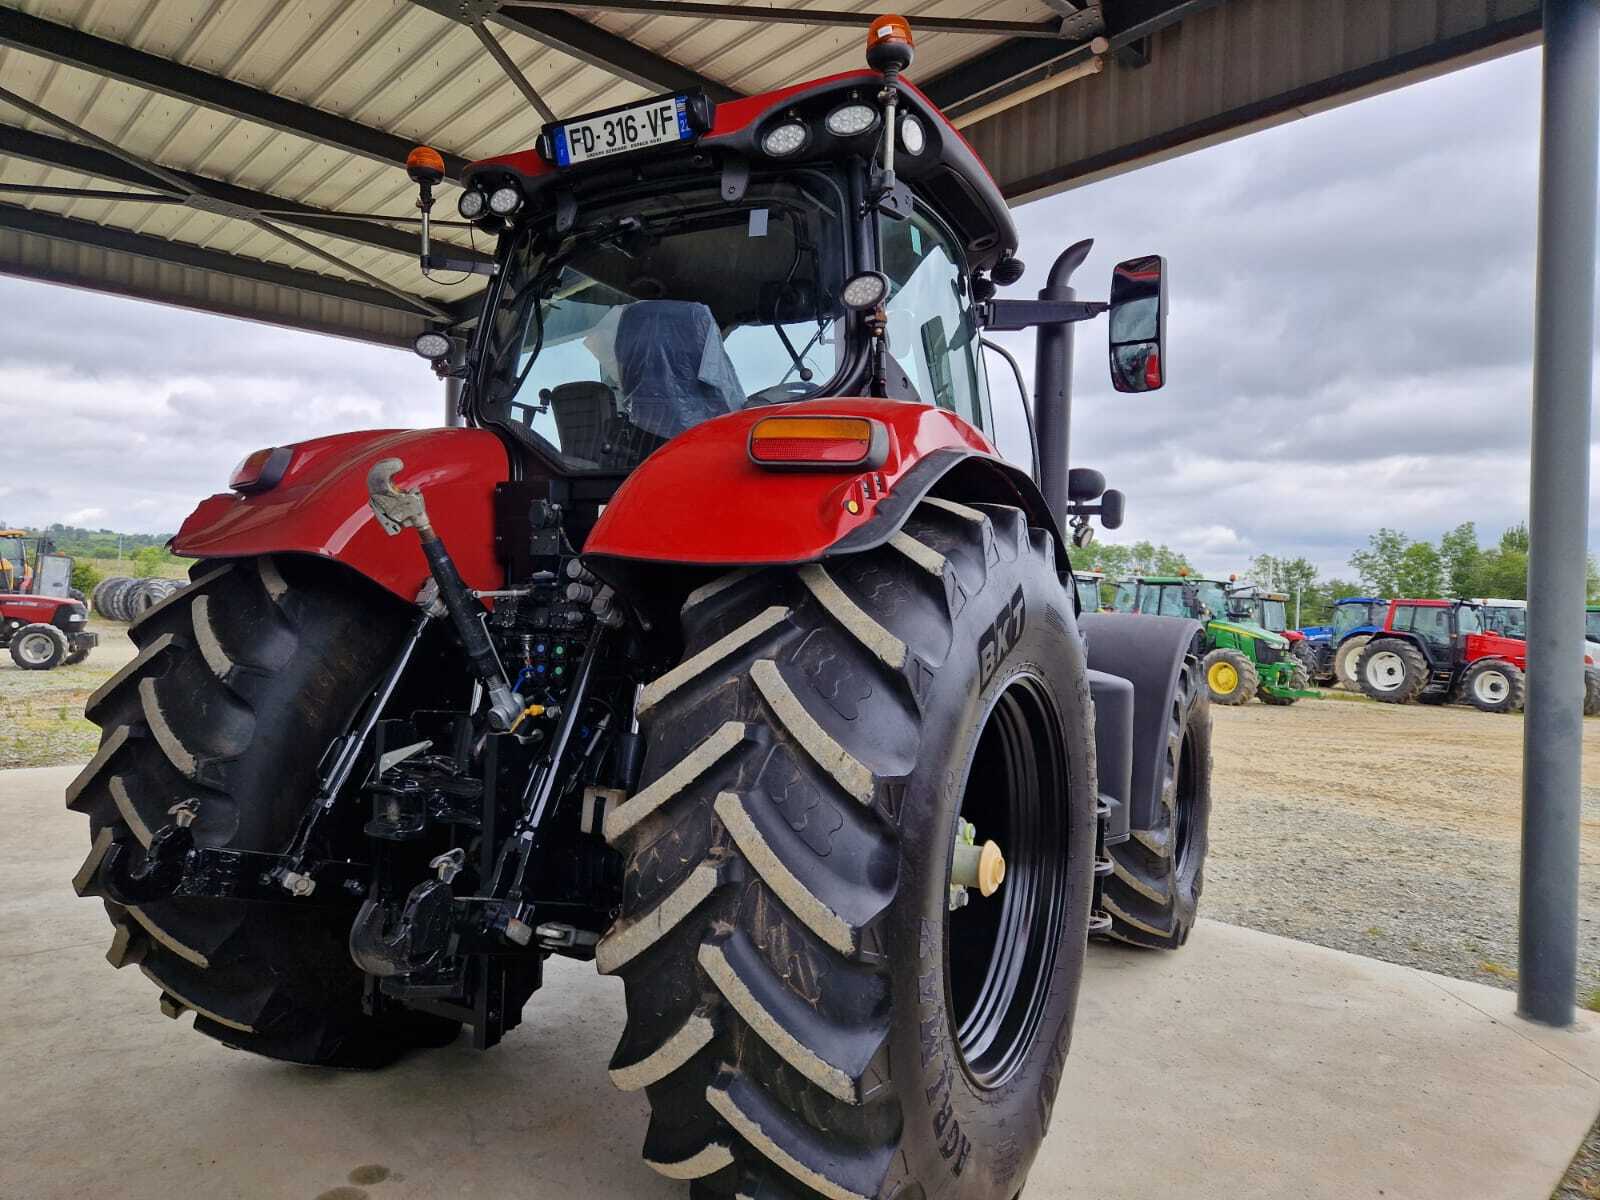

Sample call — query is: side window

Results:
[1392,605,1414,632]
[879,210,986,429]
[1113,581,1138,612]
[1458,605,1481,635]
[1157,587,1189,618]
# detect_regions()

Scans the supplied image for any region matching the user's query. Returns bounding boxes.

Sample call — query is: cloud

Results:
[0,43,1581,585]
[62,507,107,525]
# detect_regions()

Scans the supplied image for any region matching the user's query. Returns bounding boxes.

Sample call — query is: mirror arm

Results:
[980,298,1108,331]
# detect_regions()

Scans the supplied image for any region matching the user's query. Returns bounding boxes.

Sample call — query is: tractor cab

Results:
[1074,569,1105,614]
[0,530,29,594]
[1227,583,1290,634]
[1475,597,1528,639]
[405,19,1163,526]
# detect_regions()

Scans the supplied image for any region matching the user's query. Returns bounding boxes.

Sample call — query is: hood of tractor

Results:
[1209,619,1288,649]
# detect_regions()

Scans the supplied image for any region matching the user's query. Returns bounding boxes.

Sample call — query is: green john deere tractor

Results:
[1112,575,1317,705]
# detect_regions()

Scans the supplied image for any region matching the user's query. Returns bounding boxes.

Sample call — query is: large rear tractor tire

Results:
[1463,659,1524,714]
[600,498,1097,1200]
[1102,660,1211,948]
[67,556,459,1066]
[1201,647,1257,705]
[1258,662,1311,706]
[1357,638,1427,704]
[1333,635,1371,691]
[10,622,68,669]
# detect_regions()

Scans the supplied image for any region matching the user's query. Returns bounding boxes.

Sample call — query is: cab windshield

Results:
[1482,605,1525,638]
[1256,599,1287,631]
[474,173,850,469]
[1333,602,1378,636]
[0,537,25,592]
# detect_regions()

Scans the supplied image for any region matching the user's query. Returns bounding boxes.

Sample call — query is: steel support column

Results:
[1519,0,1599,1028]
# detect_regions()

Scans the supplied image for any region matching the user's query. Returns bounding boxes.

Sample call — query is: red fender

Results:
[1463,632,1529,672]
[173,429,508,603]
[583,398,998,565]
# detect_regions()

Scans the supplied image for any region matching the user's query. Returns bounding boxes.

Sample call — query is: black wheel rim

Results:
[947,674,1070,1090]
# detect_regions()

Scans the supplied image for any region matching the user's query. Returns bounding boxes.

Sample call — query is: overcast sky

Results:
[0,45,1588,578]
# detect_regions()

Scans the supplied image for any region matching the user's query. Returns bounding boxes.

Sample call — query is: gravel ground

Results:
[0,620,134,769]
[1205,693,1600,994]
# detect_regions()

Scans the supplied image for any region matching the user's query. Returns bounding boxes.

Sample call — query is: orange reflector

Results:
[749,416,884,469]
[406,145,446,184]
[229,446,292,493]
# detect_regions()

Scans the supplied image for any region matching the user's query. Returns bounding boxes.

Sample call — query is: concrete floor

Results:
[4,764,1599,1200]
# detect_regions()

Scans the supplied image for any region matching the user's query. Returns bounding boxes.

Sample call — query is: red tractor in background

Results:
[1354,598,1583,713]
[67,20,1212,1200]
[0,529,95,670]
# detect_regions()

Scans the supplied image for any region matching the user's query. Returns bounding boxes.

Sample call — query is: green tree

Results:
[1394,541,1444,597]
[1438,522,1479,598]
[130,545,167,578]
[70,560,102,598]
[1349,528,1411,595]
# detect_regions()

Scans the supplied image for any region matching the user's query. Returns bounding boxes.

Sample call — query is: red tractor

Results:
[0,529,95,670]
[1354,598,1556,713]
[68,20,1212,1200]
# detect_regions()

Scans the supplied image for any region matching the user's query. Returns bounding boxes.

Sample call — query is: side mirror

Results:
[1108,254,1167,393]
[1099,488,1125,530]
[1067,467,1106,503]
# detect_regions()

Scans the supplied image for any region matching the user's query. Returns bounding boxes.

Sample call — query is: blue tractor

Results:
[1296,597,1390,689]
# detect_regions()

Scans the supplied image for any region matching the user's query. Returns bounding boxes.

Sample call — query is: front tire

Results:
[1201,647,1257,705]
[1357,638,1427,704]
[1102,662,1211,948]
[67,556,458,1066]
[600,498,1097,1200]
[10,622,67,669]
[1463,659,1524,713]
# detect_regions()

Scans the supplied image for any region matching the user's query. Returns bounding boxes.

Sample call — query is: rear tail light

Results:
[229,446,293,493]
[748,416,887,470]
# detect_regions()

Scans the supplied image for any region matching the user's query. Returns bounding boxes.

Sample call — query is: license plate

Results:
[553,95,693,167]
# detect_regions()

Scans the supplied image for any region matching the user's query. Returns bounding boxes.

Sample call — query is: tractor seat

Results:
[547,381,619,466]
[614,300,746,440]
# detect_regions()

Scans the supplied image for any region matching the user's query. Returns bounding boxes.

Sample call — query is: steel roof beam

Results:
[0,124,492,265]
[411,2,738,102]
[923,0,1215,112]
[0,9,472,178]
[0,201,436,317]
[502,1,1068,39]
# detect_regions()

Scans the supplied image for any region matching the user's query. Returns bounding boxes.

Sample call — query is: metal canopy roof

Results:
[0,0,1543,348]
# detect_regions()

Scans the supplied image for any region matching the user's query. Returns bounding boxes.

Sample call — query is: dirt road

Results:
[1205,694,1600,995]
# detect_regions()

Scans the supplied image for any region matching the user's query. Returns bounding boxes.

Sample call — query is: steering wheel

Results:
[747,381,818,406]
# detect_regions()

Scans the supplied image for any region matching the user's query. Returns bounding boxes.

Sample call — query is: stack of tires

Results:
[90,576,180,621]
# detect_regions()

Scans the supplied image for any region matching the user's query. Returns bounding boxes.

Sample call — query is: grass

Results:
[80,555,191,582]
[1584,989,1600,1015]
[1478,959,1518,982]
[0,620,125,769]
